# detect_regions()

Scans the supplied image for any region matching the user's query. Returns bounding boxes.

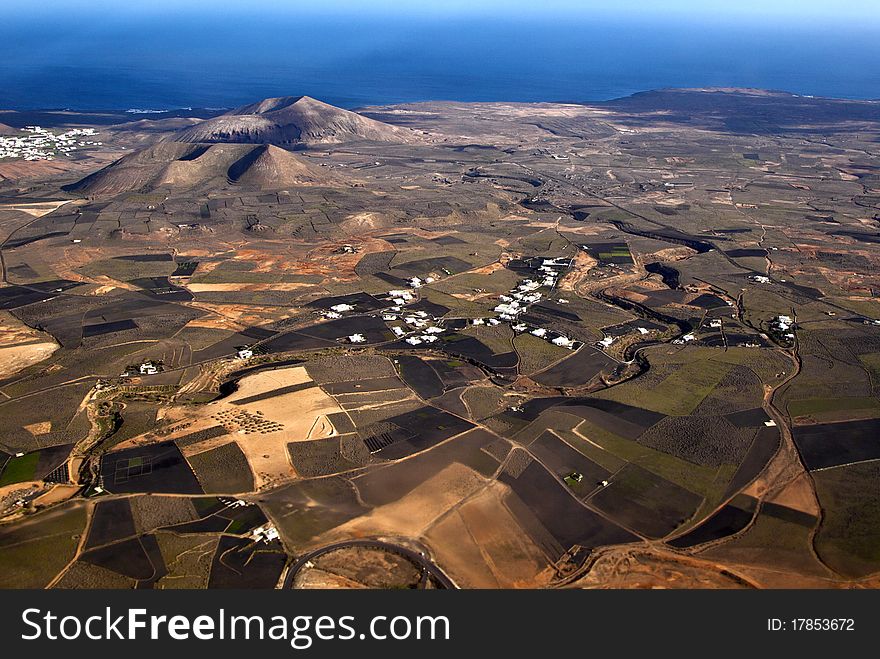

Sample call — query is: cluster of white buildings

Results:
[390,307,445,346]
[328,260,581,352]
[493,259,568,321]
[408,276,436,289]
[323,302,354,319]
[403,321,445,346]
[121,360,161,376]
[336,287,450,346]
[771,315,795,340]
[595,323,657,351]
[0,126,100,161]
[250,523,280,544]
[387,289,415,307]
[486,258,576,349]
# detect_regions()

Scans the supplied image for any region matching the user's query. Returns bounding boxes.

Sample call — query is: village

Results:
[0,125,100,161]
[313,256,582,352]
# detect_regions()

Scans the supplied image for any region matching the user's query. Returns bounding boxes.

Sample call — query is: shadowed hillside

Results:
[63,142,340,195]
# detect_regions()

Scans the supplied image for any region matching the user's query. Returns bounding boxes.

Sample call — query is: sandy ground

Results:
[0,310,54,347]
[23,421,52,435]
[183,304,295,330]
[88,284,122,296]
[425,481,553,588]
[196,366,343,488]
[761,472,821,516]
[334,463,486,540]
[230,365,312,399]
[573,545,757,589]
[468,261,506,276]
[650,246,696,261]
[186,283,312,293]
[341,212,386,233]
[0,311,59,378]
[294,569,368,589]
[558,250,597,292]
[0,200,72,217]
[0,343,58,380]
[32,484,79,507]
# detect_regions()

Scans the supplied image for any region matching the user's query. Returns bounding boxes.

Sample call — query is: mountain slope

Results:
[173,95,417,146]
[63,142,339,196]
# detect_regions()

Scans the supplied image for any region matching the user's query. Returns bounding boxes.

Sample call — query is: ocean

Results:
[1,12,879,110]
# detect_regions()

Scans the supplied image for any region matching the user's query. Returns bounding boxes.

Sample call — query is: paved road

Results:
[282,539,456,589]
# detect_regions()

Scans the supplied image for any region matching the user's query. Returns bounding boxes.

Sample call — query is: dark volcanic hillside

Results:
[63,142,340,196]
[173,95,417,147]
[597,88,880,134]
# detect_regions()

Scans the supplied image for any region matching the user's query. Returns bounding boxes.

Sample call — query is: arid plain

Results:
[1,90,879,589]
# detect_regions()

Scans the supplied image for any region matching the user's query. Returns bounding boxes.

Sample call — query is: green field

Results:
[513,332,571,375]
[572,418,723,499]
[187,442,255,494]
[604,357,733,416]
[460,323,514,355]
[0,504,87,588]
[551,428,627,473]
[598,247,631,260]
[0,452,40,486]
[77,257,176,280]
[813,461,880,578]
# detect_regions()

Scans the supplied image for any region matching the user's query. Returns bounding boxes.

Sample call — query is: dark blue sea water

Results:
[2,11,879,110]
